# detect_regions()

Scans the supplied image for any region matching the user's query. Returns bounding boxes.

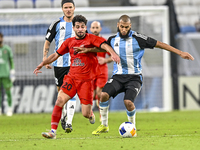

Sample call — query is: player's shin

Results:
[66,97,76,125]
[126,109,136,129]
[99,101,109,127]
[51,105,63,133]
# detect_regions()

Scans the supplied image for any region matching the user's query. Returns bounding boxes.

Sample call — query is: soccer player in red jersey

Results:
[33,15,120,139]
[90,21,113,121]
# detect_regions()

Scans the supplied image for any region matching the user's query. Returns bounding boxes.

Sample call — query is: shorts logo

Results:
[72,58,84,66]
[107,79,113,83]
[135,88,139,93]
[55,77,58,85]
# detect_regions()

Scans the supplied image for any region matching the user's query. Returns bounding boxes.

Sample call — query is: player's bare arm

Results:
[74,44,120,63]
[100,43,120,64]
[34,53,60,75]
[73,47,106,53]
[43,40,52,69]
[155,41,194,60]
[98,56,113,65]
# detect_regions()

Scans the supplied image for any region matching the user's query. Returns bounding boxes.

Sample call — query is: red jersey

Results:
[56,33,106,80]
[96,36,111,75]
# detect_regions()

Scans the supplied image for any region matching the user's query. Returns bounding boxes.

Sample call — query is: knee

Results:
[124,100,135,111]
[82,112,90,118]
[55,96,65,107]
[100,92,109,102]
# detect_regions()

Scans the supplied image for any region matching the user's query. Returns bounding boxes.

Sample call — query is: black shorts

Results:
[102,74,143,102]
[54,66,70,87]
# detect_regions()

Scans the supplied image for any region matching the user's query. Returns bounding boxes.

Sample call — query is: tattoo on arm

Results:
[44,48,49,57]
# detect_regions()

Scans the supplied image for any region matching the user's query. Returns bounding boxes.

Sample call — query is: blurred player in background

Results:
[90,21,112,122]
[0,32,15,116]
[42,0,76,132]
[34,15,120,139]
[77,15,194,136]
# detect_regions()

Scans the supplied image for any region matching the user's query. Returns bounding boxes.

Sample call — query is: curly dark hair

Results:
[72,15,87,26]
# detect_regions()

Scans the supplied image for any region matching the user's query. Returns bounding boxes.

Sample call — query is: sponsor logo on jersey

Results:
[72,58,84,66]
[115,43,119,46]
[60,26,65,30]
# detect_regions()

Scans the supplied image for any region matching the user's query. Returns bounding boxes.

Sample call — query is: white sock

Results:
[127,109,136,128]
[100,106,109,127]
[61,103,67,119]
[51,129,56,134]
[66,99,76,125]
[99,101,109,127]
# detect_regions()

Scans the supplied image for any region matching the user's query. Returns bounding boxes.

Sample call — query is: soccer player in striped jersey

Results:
[34,15,120,139]
[90,21,112,122]
[85,15,194,135]
[42,0,76,133]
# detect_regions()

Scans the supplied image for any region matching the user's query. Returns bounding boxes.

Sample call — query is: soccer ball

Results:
[119,122,136,138]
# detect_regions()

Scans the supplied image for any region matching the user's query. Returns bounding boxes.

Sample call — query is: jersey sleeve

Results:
[106,36,112,46]
[56,39,69,56]
[45,19,60,43]
[132,32,157,49]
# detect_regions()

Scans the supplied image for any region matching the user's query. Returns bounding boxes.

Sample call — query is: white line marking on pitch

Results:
[0,134,199,142]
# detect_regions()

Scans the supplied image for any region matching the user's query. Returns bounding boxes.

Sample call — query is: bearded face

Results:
[117,20,131,39]
[73,22,87,39]
[118,27,131,38]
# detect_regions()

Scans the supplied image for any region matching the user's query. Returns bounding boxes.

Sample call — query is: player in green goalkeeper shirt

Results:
[0,32,15,116]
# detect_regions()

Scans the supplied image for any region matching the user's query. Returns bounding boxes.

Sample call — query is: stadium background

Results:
[0,0,199,114]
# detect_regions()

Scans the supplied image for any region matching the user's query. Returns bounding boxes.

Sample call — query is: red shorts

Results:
[61,75,94,105]
[93,73,108,90]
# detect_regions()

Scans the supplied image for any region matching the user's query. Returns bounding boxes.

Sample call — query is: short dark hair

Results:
[118,15,131,23]
[72,15,87,26]
[61,0,75,7]
[0,32,3,38]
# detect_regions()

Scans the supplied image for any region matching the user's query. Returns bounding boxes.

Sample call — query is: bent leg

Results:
[81,104,92,119]
[51,90,71,131]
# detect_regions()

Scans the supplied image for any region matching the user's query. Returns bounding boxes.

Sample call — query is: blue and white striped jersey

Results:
[45,16,75,67]
[107,30,157,75]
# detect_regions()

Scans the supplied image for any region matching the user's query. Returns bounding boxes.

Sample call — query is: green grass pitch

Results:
[0,110,200,150]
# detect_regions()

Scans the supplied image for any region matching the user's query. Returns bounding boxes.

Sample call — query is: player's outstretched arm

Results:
[74,44,120,63]
[155,41,194,60]
[100,43,120,64]
[33,52,60,75]
[98,56,113,65]
[73,47,106,53]
[43,40,52,69]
